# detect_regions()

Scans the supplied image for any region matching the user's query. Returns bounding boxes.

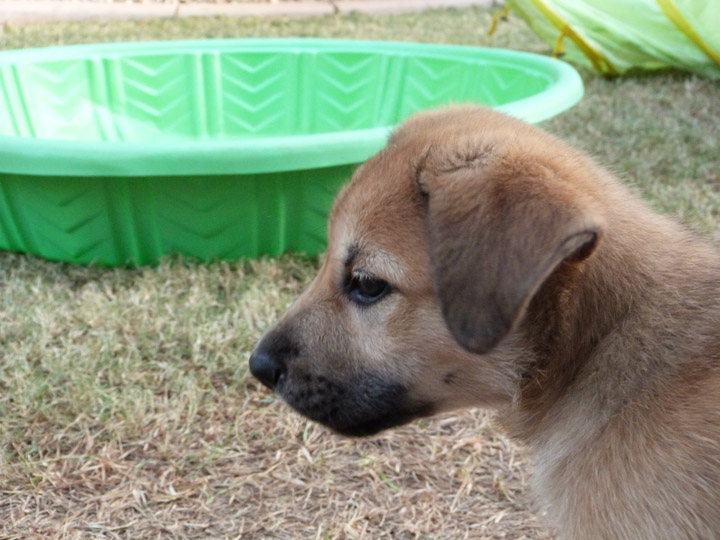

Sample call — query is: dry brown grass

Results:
[0,254,551,539]
[1,5,719,540]
[2,403,550,539]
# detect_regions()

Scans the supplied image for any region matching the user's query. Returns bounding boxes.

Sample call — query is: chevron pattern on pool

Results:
[0,166,349,265]
[0,49,544,142]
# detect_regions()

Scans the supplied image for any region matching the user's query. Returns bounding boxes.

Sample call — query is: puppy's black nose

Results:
[249,349,286,390]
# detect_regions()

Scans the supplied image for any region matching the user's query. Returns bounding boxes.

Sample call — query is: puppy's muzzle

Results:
[248,330,434,437]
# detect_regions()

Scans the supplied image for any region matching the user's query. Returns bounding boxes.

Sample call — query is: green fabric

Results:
[507,0,720,77]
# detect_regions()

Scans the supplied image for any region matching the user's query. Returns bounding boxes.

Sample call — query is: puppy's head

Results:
[249,106,606,436]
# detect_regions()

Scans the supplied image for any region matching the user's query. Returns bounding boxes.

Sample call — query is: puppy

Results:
[249,106,720,539]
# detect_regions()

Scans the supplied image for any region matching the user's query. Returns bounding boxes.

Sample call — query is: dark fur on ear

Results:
[420,152,603,355]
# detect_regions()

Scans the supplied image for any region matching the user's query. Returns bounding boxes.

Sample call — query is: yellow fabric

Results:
[505,0,720,78]
[656,0,720,69]
[529,0,618,75]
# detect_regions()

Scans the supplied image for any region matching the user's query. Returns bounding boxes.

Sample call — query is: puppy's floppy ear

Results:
[419,151,604,355]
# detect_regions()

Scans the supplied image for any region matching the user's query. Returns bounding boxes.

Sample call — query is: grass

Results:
[1,6,719,539]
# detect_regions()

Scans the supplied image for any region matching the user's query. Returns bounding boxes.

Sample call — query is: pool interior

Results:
[0,50,550,142]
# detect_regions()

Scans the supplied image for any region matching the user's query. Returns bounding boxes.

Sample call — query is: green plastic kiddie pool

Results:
[0,39,583,266]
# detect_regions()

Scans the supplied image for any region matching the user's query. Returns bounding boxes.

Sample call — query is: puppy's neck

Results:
[501,196,720,445]
[501,256,622,442]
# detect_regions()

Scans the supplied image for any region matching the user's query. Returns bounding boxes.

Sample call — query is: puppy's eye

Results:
[347,273,391,306]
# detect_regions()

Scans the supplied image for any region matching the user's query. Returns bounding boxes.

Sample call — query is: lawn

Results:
[0,6,718,540]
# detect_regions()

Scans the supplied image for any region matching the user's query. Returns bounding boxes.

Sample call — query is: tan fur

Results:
[250,106,720,539]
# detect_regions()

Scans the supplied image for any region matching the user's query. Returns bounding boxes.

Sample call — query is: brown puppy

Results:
[249,106,720,539]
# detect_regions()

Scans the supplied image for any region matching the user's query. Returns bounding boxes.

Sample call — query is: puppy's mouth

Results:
[277,372,434,437]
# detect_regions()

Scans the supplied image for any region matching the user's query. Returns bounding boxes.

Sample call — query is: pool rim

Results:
[0,38,584,178]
